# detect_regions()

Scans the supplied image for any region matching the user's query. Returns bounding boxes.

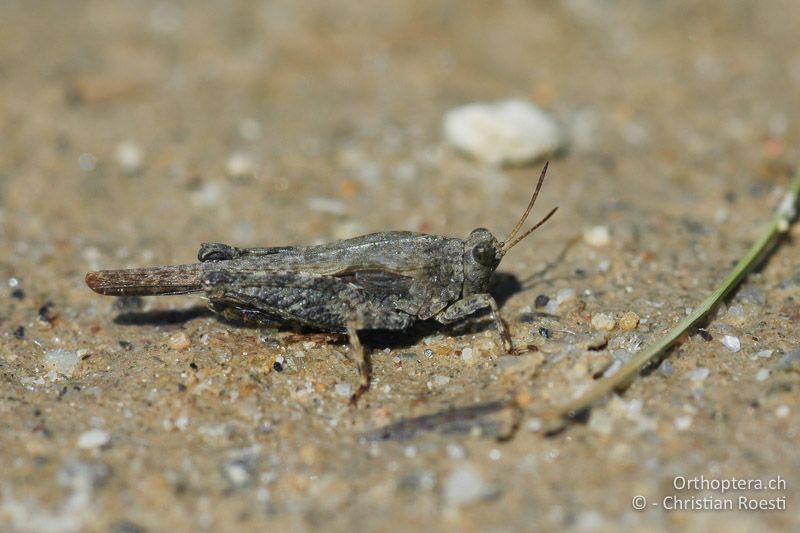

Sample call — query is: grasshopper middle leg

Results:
[435,293,513,353]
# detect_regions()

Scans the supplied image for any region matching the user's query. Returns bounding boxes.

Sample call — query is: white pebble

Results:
[77,429,110,449]
[556,288,576,304]
[444,99,562,166]
[574,511,606,531]
[174,415,189,431]
[688,367,710,381]
[543,299,560,315]
[754,349,773,359]
[432,375,451,386]
[727,305,745,318]
[446,443,466,460]
[334,383,352,397]
[331,220,366,241]
[443,464,488,507]
[527,418,543,432]
[602,359,622,378]
[20,376,45,387]
[460,347,473,363]
[307,196,347,215]
[591,313,616,332]
[225,152,255,178]
[44,349,80,377]
[721,335,741,352]
[588,411,613,435]
[114,141,144,174]
[674,416,693,431]
[755,369,770,381]
[775,405,790,418]
[583,225,611,247]
[222,462,252,487]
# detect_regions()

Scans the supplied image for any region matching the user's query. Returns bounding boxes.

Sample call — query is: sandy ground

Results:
[1,1,799,531]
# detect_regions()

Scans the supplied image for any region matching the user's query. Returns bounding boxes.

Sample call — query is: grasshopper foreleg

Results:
[345,319,370,403]
[435,294,513,353]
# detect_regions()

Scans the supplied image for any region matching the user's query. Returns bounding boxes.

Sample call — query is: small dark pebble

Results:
[11,288,25,299]
[13,325,25,339]
[396,470,435,492]
[682,219,709,235]
[272,361,283,372]
[189,362,198,371]
[698,330,712,341]
[110,520,146,533]
[574,268,587,277]
[534,294,550,308]
[37,301,56,324]
[538,327,551,339]
[119,340,133,351]
[177,383,187,392]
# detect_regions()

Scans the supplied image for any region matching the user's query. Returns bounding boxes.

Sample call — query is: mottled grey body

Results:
[86,229,501,334]
[85,162,557,399]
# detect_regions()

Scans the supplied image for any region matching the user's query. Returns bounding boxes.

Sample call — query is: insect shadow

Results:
[113,306,213,326]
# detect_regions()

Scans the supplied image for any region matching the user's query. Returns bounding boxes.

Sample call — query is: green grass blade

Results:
[544,171,800,425]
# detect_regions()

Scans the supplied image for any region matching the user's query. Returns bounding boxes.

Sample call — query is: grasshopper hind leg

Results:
[202,269,414,402]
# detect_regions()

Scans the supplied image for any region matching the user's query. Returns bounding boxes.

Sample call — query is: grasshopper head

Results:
[462,162,558,297]
[462,228,503,295]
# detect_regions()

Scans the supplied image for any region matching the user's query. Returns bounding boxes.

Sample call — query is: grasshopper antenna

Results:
[502,206,558,253]
[501,161,558,253]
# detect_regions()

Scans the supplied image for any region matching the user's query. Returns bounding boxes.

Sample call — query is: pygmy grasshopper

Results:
[86,163,557,399]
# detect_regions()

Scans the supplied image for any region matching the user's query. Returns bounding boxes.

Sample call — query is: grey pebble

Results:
[776,348,800,373]
[658,359,675,376]
[735,286,766,306]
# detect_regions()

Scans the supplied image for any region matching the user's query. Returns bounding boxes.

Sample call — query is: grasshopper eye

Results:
[471,243,496,267]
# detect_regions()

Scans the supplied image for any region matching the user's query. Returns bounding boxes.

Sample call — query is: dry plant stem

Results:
[545,171,800,424]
